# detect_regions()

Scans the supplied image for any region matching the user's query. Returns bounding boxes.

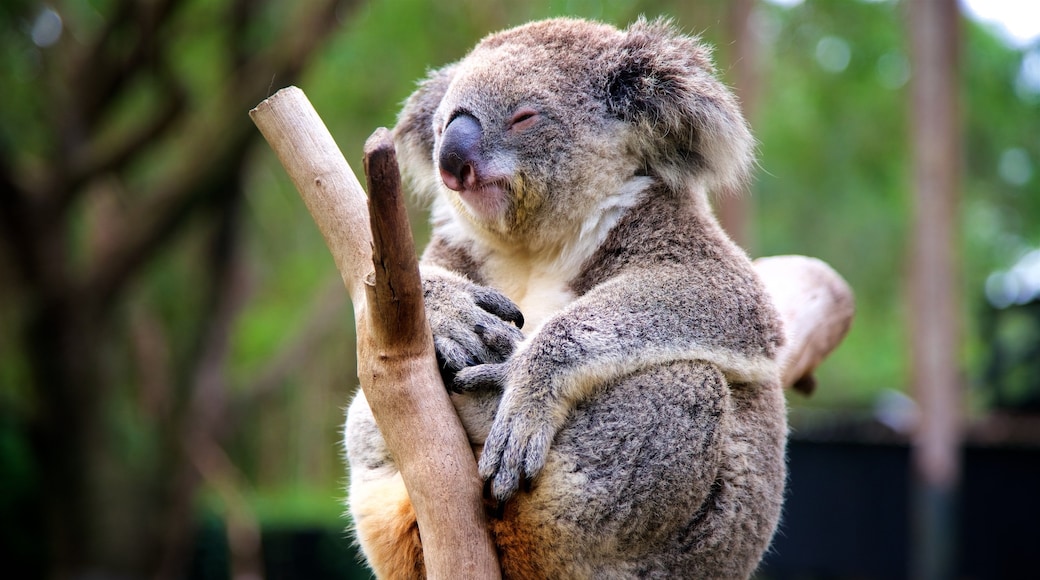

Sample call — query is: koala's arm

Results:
[344,258,520,474]
[456,269,780,500]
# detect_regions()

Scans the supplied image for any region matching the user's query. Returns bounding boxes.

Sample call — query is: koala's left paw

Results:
[422,273,524,388]
[464,370,557,501]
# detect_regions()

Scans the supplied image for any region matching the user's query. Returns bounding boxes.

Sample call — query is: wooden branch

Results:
[363,129,435,345]
[249,90,370,301]
[754,255,855,394]
[249,87,500,580]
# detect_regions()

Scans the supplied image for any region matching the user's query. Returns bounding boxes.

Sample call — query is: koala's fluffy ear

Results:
[606,18,754,195]
[393,63,457,199]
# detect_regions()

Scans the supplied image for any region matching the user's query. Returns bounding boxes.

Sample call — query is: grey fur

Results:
[345,17,787,579]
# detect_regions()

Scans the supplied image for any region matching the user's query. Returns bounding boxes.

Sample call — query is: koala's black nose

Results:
[439,113,482,191]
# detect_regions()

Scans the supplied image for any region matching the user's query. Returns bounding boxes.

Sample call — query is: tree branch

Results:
[63,76,188,200]
[249,87,501,579]
[83,120,255,312]
[71,0,186,132]
[754,255,855,394]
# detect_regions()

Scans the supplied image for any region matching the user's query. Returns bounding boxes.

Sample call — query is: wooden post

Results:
[719,0,760,250]
[908,2,961,579]
[249,87,501,580]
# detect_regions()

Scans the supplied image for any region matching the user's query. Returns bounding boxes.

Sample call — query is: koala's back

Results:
[488,360,786,579]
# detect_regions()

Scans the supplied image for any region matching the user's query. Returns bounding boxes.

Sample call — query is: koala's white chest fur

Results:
[480,176,652,332]
[487,261,576,332]
[473,176,653,332]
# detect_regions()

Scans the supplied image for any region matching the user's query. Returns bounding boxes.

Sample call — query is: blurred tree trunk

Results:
[0,0,357,576]
[24,287,103,576]
[907,1,962,579]
[720,0,760,251]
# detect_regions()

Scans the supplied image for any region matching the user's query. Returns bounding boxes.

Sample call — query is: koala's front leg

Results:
[421,265,525,386]
[455,302,637,500]
[454,361,555,499]
[457,275,779,502]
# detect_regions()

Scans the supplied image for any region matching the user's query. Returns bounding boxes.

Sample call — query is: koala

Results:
[344,17,787,579]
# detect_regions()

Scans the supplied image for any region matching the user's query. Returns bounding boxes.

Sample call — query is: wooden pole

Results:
[907,1,961,578]
[719,0,760,250]
[249,87,501,580]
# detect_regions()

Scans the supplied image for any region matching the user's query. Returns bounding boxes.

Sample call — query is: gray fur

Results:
[345,17,786,579]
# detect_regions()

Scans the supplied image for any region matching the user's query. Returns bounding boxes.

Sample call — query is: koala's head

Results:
[394,17,752,248]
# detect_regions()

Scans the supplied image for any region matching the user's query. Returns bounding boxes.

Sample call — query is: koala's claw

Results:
[434,338,481,384]
[473,288,525,329]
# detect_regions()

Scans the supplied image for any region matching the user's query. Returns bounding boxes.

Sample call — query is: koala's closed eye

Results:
[507,108,540,131]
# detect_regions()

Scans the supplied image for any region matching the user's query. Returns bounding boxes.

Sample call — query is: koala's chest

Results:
[485,262,576,332]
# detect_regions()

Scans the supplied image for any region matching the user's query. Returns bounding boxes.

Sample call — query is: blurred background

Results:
[1,0,1038,578]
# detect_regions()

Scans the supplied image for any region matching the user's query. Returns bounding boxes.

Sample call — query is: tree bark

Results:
[249,87,501,580]
[719,0,760,250]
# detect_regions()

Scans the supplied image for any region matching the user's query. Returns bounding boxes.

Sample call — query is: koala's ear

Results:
[393,63,457,198]
[606,18,753,194]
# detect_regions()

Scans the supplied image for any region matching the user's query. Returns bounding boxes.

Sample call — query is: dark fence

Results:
[188,436,1040,579]
[759,438,1040,579]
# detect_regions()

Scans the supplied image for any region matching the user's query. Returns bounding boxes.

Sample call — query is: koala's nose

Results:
[439,113,482,191]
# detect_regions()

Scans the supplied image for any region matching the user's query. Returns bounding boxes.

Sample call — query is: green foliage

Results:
[749,1,1040,408]
[753,0,914,405]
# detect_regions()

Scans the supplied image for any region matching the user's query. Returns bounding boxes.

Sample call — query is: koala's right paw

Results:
[422,274,524,388]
